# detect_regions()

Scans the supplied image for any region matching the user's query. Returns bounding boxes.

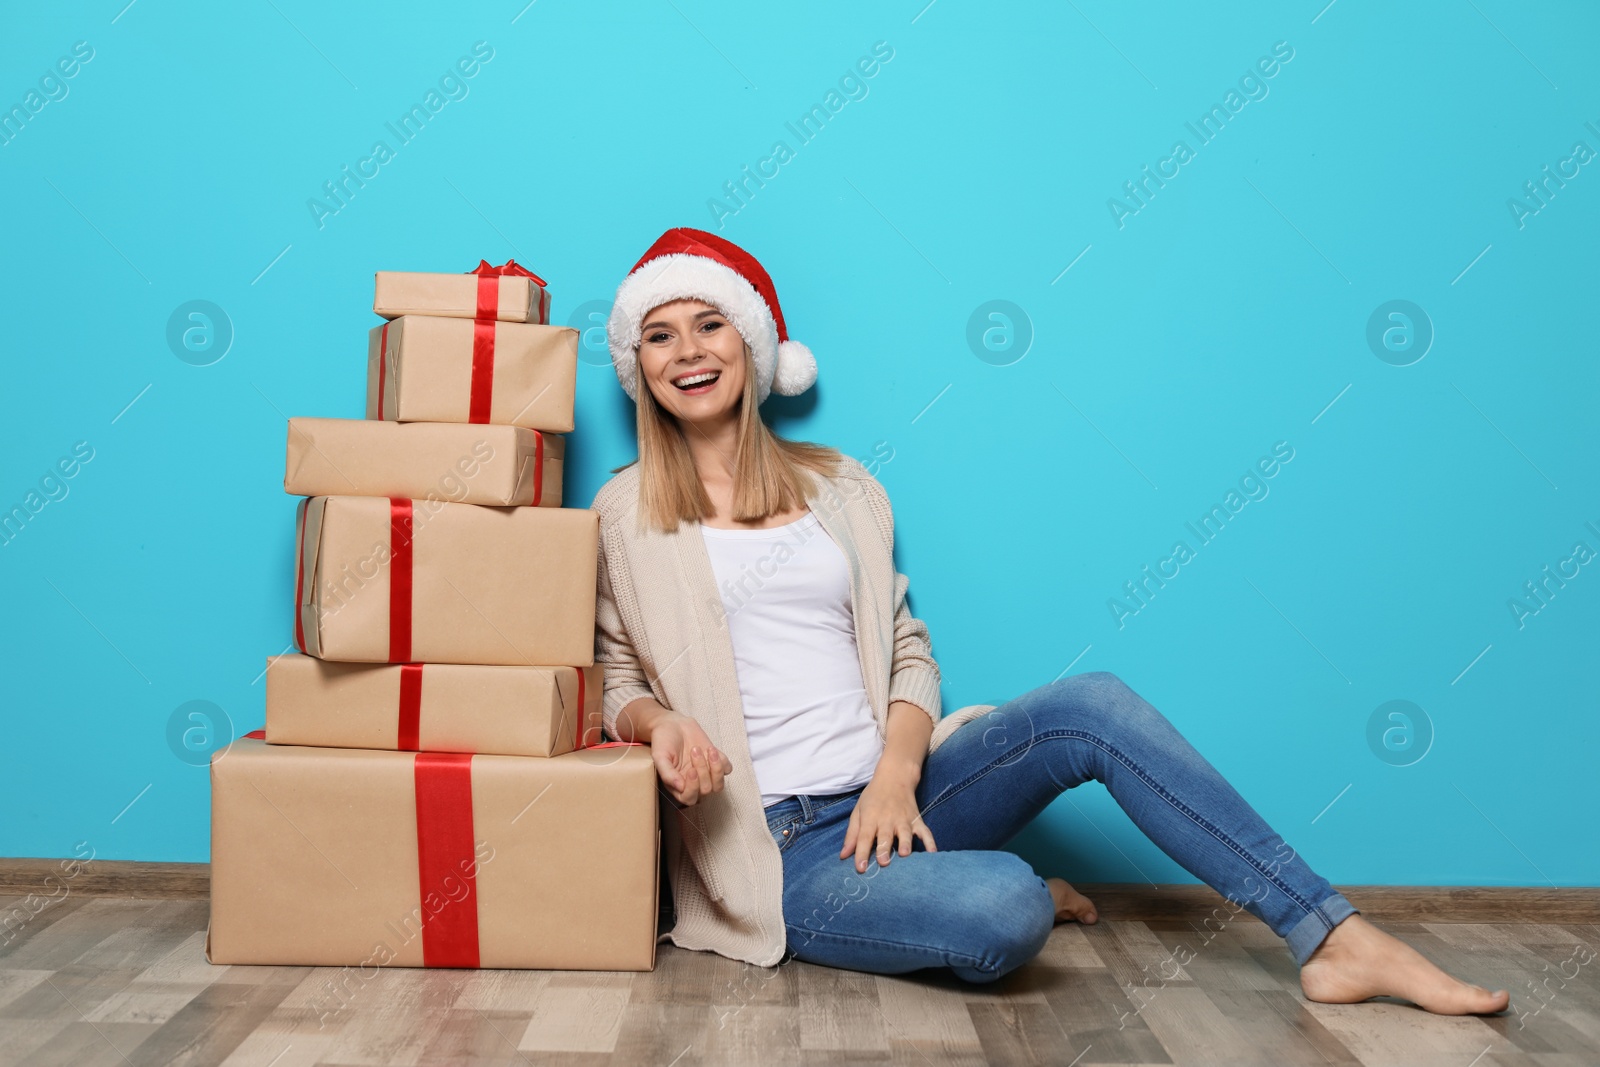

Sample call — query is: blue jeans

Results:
[764,671,1358,983]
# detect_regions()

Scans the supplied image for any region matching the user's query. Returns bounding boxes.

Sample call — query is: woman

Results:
[592,227,1508,1013]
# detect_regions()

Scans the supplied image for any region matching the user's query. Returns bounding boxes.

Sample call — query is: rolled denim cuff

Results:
[1283,891,1360,966]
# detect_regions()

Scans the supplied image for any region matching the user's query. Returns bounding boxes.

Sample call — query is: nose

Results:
[683,325,711,354]
[676,332,711,364]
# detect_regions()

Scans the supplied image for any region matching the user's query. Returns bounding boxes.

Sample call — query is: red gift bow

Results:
[467,258,547,287]
[465,260,551,425]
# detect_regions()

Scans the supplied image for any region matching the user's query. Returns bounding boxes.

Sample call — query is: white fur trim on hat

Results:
[606,252,780,404]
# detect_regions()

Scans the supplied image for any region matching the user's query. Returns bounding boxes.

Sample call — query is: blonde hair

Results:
[612,340,842,533]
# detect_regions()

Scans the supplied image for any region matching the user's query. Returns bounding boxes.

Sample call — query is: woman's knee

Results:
[1042,671,1166,737]
[951,855,1054,983]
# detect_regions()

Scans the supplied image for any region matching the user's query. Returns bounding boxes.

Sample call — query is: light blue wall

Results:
[3,1,1595,886]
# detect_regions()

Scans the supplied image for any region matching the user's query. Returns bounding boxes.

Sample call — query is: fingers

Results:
[840,800,933,872]
[657,748,685,794]
[665,747,702,806]
[703,745,727,794]
[912,815,937,853]
[675,749,705,806]
[691,746,714,798]
[846,809,873,874]
[656,730,730,807]
[855,816,892,873]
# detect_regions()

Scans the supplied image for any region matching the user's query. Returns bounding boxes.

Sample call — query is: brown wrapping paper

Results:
[207,736,659,970]
[374,270,550,324]
[264,654,603,757]
[294,495,598,666]
[367,315,579,433]
[284,418,564,507]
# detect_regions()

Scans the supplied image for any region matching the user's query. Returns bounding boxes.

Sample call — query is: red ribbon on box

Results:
[573,667,587,750]
[394,663,580,753]
[375,321,391,420]
[398,663,424,751]
[290,498,415,661]
[413,752,481,967]
[389,498,414,663]
[293,500,308,654]
[526,430,546,507]
[237,728,481,967]
[466,259,551,425]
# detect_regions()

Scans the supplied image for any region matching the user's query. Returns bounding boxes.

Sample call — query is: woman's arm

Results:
[845,699,937,872]
[594,534,660,741]
[594,532,731,804]
[876,698,934,784]
[886,570,942,726]
[858,474,943,726]
[609,694,680,744]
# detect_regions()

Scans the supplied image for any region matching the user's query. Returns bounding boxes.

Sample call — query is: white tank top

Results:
[699,510,885,807]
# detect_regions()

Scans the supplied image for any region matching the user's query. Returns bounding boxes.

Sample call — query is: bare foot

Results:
[1045,877,1099,924]
[1299,914,1509,1015]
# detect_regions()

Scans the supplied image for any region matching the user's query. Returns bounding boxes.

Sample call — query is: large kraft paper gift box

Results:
[284,417,563,507]
[368,315,579,432]
[265,654,603,757]
[293,495,597,666]
[373,259,550,324]
[207,734,659,970]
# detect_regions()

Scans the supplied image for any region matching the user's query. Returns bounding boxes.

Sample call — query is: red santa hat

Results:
[606,227,817,405]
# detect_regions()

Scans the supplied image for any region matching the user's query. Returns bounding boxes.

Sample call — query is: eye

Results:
[645,330,671,344]
[700,320,724,333]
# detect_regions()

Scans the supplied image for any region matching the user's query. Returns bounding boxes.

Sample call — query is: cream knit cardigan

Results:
[592,454,995,967]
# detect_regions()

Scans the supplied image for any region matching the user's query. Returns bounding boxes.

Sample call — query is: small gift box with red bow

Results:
[369,259,578,432]
[263,654,603,758]
[206,733,659,970]
[283,417,564,507]
[373,258,552,323]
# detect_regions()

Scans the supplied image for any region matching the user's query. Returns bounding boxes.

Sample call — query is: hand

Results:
[840,770,935,873]
[650,713,732,807]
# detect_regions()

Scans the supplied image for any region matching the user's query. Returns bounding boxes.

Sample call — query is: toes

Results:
[1044,878,1101,925]
[1059,894,1099,924]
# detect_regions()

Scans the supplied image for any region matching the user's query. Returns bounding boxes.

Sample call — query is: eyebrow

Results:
[641,309,724,332]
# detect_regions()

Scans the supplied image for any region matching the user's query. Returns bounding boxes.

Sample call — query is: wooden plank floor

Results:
[1,894,1595,1066]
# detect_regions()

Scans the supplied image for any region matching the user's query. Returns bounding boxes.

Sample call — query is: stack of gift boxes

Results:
[207,261,660,972]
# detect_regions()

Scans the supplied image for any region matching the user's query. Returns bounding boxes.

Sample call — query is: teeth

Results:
[674,371,719,388]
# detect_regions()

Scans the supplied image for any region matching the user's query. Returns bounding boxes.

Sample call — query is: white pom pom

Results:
[771,340,817,396]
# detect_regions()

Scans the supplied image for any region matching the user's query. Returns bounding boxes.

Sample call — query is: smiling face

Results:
[636,298,748,425]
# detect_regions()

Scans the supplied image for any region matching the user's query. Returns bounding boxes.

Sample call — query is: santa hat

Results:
[606,228,817,405]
